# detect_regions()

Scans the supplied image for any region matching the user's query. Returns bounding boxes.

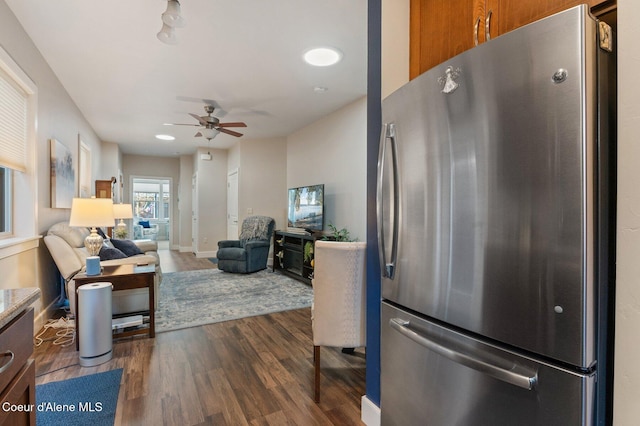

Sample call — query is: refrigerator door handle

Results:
[377,123,400,279]
[389,318,538,390]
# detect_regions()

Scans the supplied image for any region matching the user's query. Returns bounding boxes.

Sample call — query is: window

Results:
[0,51,27,239]
[0,46,37,248]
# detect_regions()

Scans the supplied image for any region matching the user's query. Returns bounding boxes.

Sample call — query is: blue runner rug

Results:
[36,369,122,426]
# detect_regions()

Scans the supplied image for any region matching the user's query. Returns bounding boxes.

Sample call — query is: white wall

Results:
[100,142,122,198]
[194,147,227,257]
[382,0,410,99]
[0,0,104,328]
[287,97,367,241]
[614,0,640,423]
[237,138,287,230]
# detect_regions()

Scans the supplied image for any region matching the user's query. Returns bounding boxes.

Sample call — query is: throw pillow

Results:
[111,239,143,257]
[95,227,108,239]
[99,246,127,261]
[138,220,151,228]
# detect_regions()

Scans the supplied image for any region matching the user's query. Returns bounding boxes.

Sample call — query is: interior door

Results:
[227,169,239,239]
[191,172,198,254]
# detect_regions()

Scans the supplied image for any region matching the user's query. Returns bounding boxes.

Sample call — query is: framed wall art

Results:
[50,138,75,208]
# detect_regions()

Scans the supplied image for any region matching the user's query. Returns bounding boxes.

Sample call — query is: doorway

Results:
[227,169,239,239]
[131,177,171,241]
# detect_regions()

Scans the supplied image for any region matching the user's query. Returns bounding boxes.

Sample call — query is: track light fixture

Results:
[157,23,178,45]
[157,0,185,44]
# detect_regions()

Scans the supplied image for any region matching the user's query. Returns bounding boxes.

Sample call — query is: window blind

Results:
[0,66,27,172]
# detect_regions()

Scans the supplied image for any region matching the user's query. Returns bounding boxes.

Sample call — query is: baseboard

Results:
[170,244,180,251]
[195,250,217,258]
[361,395,381,426]
[178,245,192,253]
[34,298,62,335]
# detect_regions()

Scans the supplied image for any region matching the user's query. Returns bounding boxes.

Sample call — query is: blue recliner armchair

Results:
[217,216,275,273]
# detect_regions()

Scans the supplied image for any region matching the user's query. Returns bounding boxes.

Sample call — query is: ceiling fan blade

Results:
[189,113,209,126]
[194,132,203,137]
[176,96,229,117]
[164,123,200,127]
[219,128,243,137]
[217,122,247,128]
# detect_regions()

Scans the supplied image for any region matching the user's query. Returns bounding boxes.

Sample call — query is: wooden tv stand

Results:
[272,230,318,285]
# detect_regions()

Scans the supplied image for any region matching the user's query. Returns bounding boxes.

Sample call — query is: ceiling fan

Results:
[166,104,247,139]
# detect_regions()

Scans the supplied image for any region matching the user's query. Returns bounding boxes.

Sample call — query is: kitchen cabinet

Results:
[409,0,475,80]
[410,0,616,78]
[0,308,35,426]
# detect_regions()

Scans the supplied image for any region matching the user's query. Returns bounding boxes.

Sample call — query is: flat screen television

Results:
[287,184,324,232]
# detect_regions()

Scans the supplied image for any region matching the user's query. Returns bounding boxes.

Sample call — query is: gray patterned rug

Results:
[155,269,313,332]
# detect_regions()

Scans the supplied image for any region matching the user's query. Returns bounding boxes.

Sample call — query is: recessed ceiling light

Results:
[313,86,329,93]
[155,134,175,141]
[303,47,343,67]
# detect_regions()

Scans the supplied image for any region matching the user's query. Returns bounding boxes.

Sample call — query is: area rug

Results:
[36,369,122,426]
[156,268,313,332]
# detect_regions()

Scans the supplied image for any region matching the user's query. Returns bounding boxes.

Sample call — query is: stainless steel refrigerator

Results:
[377,5,616,425]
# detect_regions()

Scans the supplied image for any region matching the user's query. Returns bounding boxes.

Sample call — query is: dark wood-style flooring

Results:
[34,243,366,425]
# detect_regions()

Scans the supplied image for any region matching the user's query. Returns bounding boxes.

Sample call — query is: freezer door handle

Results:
[389,318,538,390]
[377,123,400,279]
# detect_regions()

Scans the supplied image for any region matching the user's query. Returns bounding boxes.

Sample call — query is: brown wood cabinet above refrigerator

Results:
[410,0,616,79]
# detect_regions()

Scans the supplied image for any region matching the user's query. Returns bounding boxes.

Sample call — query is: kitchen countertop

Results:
[0,287,40,329]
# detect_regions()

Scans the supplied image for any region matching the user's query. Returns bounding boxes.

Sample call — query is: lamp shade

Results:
[69,198,115,228]
[113,203,133,220]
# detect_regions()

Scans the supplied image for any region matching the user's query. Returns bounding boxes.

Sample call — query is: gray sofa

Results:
[44,222,162,316]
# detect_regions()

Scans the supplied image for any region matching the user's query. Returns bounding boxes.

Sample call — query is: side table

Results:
[74,264,155,351]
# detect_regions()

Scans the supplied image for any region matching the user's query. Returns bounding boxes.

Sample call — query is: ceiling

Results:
[5,0,368,156]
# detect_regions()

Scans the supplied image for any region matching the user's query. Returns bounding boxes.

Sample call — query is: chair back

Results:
[239,216,275,246]
[312,240,366,348]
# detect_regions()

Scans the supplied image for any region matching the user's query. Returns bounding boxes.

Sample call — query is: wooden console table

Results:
[74,264,155,351]
[272,230,317,285]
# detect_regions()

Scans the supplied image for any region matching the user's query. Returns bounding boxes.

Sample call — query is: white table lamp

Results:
[69,197,115,275]
[113,203,133,238]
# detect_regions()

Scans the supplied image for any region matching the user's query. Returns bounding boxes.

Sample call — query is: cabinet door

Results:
[410,0,475,79]
[410,0,615,79]
[485,0,611,39]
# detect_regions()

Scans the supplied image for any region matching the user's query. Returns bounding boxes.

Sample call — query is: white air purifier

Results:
[78,282,113,367]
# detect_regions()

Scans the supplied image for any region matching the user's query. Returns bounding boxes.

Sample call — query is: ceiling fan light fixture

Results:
[201,128,220,140]
[303,47,343,67]
[156,23,178,45]
[162,0,186,28]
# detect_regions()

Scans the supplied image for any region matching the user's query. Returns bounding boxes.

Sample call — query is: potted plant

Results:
[113,227,128,239]
[304,241,314,266]
[323,223,356,242]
